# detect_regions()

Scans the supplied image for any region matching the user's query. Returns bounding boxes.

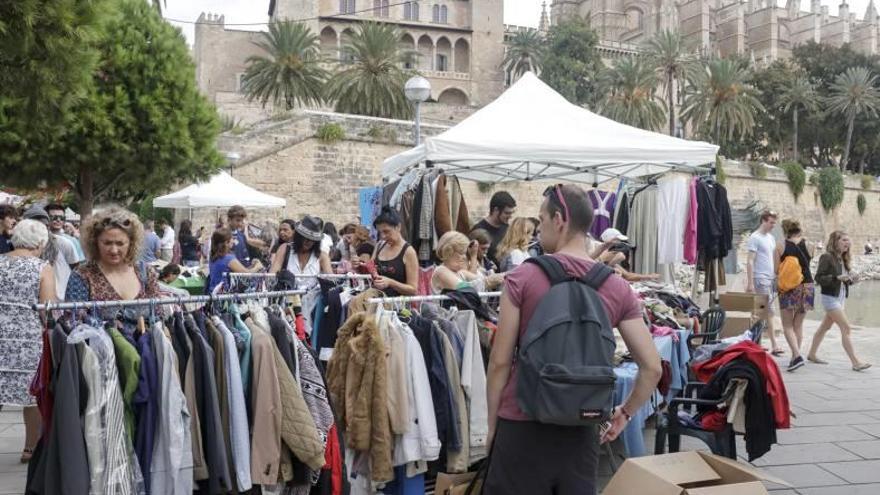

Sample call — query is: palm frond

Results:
[597,56,666,130]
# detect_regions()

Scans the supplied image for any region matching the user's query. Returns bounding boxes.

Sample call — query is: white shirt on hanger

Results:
[656,177,690,265]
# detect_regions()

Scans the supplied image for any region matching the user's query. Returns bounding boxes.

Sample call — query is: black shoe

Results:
[787,356,805,372]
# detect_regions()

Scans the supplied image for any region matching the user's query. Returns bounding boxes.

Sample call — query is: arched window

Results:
[413,2,420,20]
[348,0,356,14]
[373,0,381,15]
[625,8,643,31]
[381,0,389,17]
[432,4,440,22]
[405,1,420,20]
[440,5,448,23]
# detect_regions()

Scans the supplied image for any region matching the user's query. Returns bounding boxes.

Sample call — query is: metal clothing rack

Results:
[366,291,501,305]
[31,289,309,312]
[227,272,373,281]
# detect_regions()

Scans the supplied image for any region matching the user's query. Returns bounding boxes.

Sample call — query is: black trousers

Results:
[484,419,599,495]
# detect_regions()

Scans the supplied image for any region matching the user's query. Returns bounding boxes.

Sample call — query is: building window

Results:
[436,54,448,71]
[440,5,447,23]
[382,0,389,17]
[340,0,355,14]
[404,1,420,20]
[432,4,440,22]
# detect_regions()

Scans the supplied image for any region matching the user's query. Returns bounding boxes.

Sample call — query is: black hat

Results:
[295,215,324,242]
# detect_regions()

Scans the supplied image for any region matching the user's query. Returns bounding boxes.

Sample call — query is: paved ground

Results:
[0,320,877,494]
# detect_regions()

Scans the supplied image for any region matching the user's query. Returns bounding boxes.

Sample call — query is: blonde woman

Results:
[496,217,534,273]
[807,231,871,371]
[432,231,503,294]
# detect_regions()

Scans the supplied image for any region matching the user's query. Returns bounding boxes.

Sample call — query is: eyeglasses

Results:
[49,215,65,221]
[543,184,570,223]
[101,217,132,228]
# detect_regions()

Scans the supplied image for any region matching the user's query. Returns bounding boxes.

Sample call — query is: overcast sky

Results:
[164,0,546,45]
[164,1,877,46]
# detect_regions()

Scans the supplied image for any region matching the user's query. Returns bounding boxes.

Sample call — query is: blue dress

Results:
[208,254,235,293]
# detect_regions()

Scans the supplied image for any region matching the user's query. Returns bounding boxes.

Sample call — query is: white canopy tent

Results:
[153,171,286,209]
[383,72,719,184]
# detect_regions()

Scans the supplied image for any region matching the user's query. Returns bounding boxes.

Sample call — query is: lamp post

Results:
[226,151,241,177]
[404,76,431,146]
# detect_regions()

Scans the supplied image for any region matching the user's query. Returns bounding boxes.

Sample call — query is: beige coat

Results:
[247,318,283,485]
[377,310,410,435]
[273,342,326,471]
[327,312,393,482]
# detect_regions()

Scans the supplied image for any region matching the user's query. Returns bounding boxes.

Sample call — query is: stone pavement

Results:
[0,320,878,494]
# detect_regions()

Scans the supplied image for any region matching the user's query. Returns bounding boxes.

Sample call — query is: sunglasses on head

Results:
[543,184,570,223]
[101,217,132,228]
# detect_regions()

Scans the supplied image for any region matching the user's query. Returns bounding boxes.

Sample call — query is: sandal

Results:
[853,363,873,372]
[20,448,33,464]
[771,349,785,357]
[807,356,828,365]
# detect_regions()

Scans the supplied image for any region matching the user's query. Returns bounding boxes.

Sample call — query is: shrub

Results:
[316,123,345,143]
[857,193,867,216]
[748,161,768,179]
[816,167,845,212]
[861,174,874,190]
[477,182,494,193]
[715,156,726,184]
[780,161,806,202]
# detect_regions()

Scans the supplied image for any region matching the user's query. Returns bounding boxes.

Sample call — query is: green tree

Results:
[0,0,108,170]
[597,56,666,130]
[825,67,880,172]
[682,58,764,154]
[3,0,223,214]
[503,29,546,81]
[151,0,165,14]
[241,21,327,110]
[746,60,798,160]
[779,76,820,163]
[644,30,695,136]
[540,17,605,107]
[326,22,413,119]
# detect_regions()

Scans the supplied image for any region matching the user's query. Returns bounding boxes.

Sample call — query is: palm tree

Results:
[597,56,666,130]
[503,29,546,81]
[682,58,764,147]
[644,30,695,136]
[152,0,165,15]
[326,22,413,119]
[825,66,880,172]
[779,76,819,163]
[241,21,328,110]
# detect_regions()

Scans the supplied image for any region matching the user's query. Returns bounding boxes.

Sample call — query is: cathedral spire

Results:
[785,0,800,18]
[866,0,879,22]
[539,1,550,33]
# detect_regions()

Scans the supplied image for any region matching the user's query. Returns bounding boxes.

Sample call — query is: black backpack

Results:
[516,255,618,426]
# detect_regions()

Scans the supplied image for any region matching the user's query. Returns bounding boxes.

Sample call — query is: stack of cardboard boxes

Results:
[718,292,769,340]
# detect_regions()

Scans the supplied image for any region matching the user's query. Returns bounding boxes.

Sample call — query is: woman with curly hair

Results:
[65,206,161,306]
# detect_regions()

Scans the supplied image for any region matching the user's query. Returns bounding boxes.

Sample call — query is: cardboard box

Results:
[720,311,759,339]
[719,292,769,319]
[435,472,481,495]
[603,451,789,495]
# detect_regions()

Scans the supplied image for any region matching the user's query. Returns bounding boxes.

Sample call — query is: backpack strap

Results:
[580,262,614,290]
[524,255,572,286]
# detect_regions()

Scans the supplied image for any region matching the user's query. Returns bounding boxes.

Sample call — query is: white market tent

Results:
[383,72,719,184]
[153,171,286,209]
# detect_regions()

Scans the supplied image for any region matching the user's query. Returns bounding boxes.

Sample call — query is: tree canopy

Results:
[539,17,605,108]
[0,0,224,214]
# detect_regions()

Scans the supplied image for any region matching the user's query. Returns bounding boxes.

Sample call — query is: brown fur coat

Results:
[327,312,393,482]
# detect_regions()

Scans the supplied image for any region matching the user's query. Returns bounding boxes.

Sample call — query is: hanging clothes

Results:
[588,189,617,240]
[627,185,659,274]
[683,177,699,265]
[656,178,690,265]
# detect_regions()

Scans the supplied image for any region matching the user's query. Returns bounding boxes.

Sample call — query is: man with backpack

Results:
[485,184,662,494]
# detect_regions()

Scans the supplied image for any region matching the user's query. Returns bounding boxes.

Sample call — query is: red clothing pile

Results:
[692,341,790,429]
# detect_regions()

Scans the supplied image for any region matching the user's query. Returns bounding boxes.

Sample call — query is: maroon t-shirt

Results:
[497,253,644,421]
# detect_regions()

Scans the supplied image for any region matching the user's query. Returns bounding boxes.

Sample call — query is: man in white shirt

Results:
[157,218,175,262]
[747,210,782,357]
[46,204,85,263]
[22,205,77,300]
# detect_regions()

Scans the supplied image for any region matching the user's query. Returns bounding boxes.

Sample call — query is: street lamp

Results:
[226,151,241,177]
[404,76,431,146]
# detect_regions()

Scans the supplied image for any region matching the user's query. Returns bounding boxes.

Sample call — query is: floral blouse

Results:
[66,261,160,304]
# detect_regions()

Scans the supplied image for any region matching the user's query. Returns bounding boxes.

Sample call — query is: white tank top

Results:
[286,249,320,290]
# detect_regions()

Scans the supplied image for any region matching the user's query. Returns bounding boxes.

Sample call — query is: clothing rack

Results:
[366,291,502,305]
[227,272,373,281]
[31,288,309,312]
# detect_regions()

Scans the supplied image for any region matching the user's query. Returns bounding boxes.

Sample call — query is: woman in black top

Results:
[372,206,418,297]
[776,219,815,371]
[178,220,200,267]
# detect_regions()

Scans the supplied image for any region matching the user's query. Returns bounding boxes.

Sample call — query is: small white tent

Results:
[383,72,719,184]
[153,171,286,209]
